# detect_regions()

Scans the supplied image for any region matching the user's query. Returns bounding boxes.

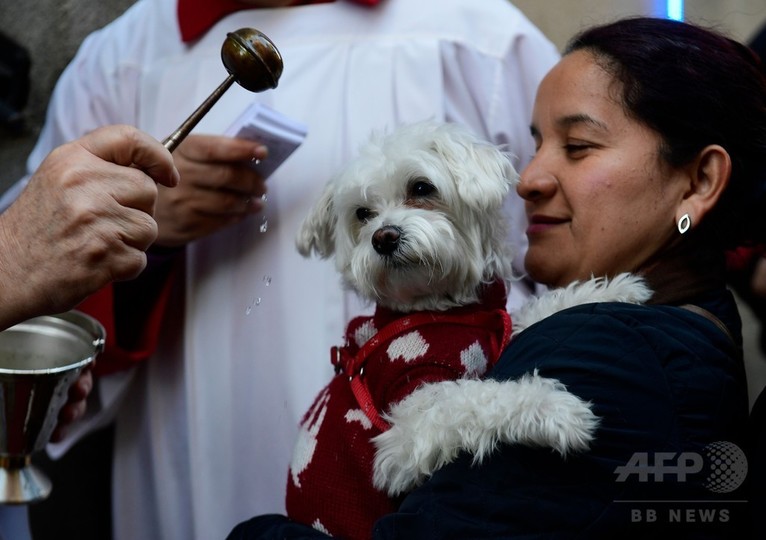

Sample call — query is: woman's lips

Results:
[526,215,568,235]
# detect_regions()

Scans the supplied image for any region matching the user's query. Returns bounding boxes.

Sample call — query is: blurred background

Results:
[2,0,765,189]
[1,0,765,401]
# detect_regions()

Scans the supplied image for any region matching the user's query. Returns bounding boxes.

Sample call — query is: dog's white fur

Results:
[372,273,652,496]
[295,121,653,499]
[296,120,517,312]
[373,372,599,496]
[511,273,654,337]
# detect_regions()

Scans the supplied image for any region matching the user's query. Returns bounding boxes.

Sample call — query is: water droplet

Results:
[260,219,268,233]
[263,275,272,286]
[261,194,268,203]
[245,296,262,315]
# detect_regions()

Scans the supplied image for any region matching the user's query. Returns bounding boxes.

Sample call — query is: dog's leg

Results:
[372,371,598,496]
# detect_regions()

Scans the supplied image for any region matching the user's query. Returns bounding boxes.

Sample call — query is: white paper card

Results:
[225,102,308,179]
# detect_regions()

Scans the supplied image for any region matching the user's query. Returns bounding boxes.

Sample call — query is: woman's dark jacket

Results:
[228,288,751,539]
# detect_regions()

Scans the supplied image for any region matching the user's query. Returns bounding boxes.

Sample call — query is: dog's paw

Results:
[507,371,599,456]
[372,381,463,496]
[371,427,425,497]
[371,372,599,497]
[512,273,652,336]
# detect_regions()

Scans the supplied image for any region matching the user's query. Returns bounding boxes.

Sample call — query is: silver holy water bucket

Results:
[0,310,105,504]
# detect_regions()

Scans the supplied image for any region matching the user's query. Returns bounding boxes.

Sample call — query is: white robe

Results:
[3,0,559,538]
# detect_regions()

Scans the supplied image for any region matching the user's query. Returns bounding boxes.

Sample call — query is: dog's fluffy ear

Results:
[295,182,336,258]
[431,129,517,211]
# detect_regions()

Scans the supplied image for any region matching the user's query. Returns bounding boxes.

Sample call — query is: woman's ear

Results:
[678,144,731,226]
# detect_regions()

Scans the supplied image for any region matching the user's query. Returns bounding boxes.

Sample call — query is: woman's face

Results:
[518,50,688,288]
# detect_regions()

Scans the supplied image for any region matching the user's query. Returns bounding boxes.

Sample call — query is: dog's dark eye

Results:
[411,180,435,198]
[356,207,373,223]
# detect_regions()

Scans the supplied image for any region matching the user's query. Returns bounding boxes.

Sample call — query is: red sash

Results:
[178,0,381,43]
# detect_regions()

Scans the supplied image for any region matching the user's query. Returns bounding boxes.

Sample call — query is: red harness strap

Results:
[331,309,512,432]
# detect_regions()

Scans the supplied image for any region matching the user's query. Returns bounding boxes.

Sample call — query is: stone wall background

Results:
[516,0,766,50]
[0,0,136,188]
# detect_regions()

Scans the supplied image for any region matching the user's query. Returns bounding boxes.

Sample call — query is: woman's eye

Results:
[411,180,436,197]
[356,207,373,222]
[564,143,592,156]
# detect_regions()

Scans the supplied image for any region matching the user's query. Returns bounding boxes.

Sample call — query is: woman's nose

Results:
[517,157,557,201]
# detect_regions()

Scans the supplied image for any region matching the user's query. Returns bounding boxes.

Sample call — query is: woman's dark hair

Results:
[566,17,766,249]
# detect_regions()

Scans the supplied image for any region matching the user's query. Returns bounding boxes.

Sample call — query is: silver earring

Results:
[677,213,691,234]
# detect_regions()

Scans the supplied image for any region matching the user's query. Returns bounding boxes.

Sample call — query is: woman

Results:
[228,16,763,538]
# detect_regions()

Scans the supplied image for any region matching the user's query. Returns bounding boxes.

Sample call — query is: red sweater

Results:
[285,281,511,539]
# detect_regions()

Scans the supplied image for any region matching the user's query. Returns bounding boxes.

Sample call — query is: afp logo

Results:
[614,441,748,493]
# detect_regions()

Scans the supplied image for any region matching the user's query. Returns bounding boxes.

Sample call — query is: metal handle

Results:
[161,74,236,153]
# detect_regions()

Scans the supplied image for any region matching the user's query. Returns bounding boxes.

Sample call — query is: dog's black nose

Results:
[372,225,402,255]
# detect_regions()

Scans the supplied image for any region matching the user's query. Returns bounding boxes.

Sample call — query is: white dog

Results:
[286,121,649,537]
[296,120,516,313]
